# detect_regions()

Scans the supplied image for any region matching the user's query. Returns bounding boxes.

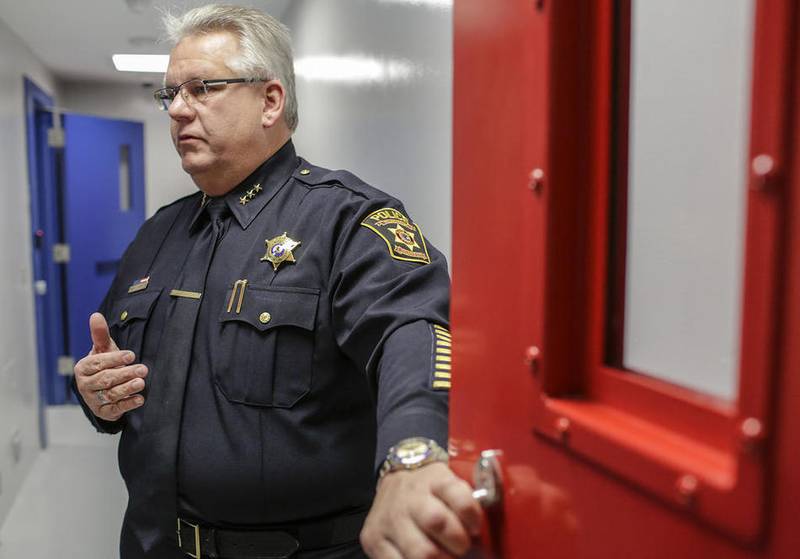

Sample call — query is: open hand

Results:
[73,312,147,421]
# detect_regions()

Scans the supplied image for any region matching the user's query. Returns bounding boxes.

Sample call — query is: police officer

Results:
[72,4,481,558]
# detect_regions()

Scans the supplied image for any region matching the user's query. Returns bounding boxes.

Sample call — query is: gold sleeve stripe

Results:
[430,323,452,391]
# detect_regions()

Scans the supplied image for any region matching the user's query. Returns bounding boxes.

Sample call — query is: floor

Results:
[0,406,126,558]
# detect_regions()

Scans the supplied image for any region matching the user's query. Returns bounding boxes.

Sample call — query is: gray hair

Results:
[163,4,298,131]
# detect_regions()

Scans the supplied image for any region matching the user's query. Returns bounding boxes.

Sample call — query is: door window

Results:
[618,0,755,400]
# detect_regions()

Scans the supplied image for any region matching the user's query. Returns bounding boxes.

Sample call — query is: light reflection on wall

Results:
[294,55,422,84]
[285,0,453,262]
[377,0,452,8]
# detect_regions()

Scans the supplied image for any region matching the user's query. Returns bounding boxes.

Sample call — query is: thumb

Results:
[89,312,119,353]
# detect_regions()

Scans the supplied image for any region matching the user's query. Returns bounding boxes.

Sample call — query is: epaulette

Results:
[291,161,334,185]
[292,159,384,200]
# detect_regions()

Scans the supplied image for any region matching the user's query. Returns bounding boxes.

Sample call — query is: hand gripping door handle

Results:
[472,449,503,508]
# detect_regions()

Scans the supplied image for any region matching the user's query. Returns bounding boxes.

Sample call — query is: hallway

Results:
[0,406,125,558]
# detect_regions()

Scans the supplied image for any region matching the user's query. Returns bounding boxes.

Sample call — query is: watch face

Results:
[396,438,431,467]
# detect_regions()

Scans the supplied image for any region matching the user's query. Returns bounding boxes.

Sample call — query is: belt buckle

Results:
[177,518,202,558]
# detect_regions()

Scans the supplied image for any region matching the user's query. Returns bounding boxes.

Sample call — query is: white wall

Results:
[284,0,453,262]
[59,81,195,217]
[0,16,58,526]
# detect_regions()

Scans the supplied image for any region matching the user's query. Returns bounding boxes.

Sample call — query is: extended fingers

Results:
[98,376,146,405]
[84,364,148,391]
[75,350,136,377]
[99,394,145,421]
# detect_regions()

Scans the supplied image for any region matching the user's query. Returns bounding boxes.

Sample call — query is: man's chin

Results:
[180,155,213,176]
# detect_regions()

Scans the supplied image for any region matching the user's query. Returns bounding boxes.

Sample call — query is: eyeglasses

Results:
[153,77,267,111]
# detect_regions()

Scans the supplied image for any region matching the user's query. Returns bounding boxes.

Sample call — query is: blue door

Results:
[61,114,146,394]
[29,109,146,406]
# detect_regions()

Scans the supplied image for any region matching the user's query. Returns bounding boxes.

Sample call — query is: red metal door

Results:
[451,1,800,557]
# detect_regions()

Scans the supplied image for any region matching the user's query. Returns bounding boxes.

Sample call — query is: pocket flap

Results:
[220,286,320,332]
[108,289,162,328]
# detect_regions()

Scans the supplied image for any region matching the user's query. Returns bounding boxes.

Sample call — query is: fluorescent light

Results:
[294,55,419,84]
[112,54,169,73]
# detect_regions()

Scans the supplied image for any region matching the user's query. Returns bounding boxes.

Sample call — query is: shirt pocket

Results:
[107,289,162,359]
[215,285,320,408]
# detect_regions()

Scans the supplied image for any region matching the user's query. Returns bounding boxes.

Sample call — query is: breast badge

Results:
[360,208,431,264]
[127,276,150,294]
[261,232,301,271]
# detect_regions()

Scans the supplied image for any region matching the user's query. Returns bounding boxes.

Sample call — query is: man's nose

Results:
[167,92,195,120]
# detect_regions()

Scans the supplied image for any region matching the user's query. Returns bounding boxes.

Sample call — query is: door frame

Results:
[528,0,793,542]
[24,76,62,446]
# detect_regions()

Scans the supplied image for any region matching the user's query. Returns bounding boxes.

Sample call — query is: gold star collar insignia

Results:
[260,232,301,271]
[239,183,263,205]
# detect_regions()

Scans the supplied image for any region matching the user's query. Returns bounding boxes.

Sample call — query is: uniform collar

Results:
[189,139,299,231]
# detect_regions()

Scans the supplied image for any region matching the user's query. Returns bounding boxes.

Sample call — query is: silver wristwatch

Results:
[379,437,449,479]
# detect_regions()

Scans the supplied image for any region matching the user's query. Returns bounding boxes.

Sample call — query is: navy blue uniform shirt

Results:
[76,141,451,557]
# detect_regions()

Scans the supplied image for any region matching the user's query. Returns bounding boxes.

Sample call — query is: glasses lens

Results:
[181,79,208,105]
[153,88,173,111]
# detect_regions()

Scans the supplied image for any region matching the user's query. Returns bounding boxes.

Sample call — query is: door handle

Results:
[472,449,503,508]
[34,280,48,296]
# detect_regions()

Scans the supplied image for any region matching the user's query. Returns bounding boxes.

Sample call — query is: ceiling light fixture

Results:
[112,54,169,73]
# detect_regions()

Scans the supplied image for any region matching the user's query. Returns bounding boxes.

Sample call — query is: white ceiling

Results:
[0,0,292,84]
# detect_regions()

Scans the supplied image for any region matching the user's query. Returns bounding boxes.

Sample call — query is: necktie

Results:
[124,197,230,555]
[180,198,231,292]
[153,197,230,411]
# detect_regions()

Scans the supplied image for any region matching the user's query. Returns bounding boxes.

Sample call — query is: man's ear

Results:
[262,80,286,127]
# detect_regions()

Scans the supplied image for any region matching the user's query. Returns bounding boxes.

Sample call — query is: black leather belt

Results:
[177,509,367,559]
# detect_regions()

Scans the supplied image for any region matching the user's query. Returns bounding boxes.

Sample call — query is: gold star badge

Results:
[260,232,301,271]
[388,224,420,252]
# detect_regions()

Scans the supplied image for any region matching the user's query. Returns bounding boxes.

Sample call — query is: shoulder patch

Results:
[360,208,431,264]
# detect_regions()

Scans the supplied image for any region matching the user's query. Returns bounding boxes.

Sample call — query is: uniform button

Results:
[120,310,128,321]
[299,169,311,176]
[259,312,272,324]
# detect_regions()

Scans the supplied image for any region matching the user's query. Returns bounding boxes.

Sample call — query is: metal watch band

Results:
[379,437,448,479]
